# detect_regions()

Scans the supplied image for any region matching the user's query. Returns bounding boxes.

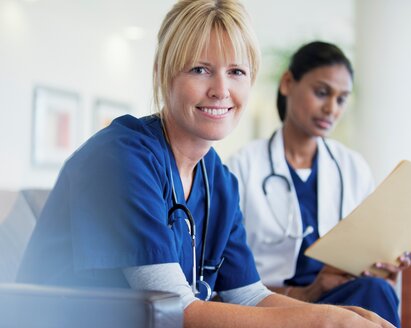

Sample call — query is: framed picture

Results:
[31,86,81,167]
[92,99,132,133]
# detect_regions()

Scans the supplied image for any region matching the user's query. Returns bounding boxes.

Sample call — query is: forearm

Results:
[257,291,309,307]
[268,285,319,302]
[185,299,321,328]
[184,297,387,328]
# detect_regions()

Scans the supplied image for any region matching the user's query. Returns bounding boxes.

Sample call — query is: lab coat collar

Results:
[271,127,292,182]
[270,128,302,236]
[317,138,341,235]
[271,129,341,236]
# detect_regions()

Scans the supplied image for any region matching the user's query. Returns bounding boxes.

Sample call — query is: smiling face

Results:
[163,30,252,148]
[280,64,352,139]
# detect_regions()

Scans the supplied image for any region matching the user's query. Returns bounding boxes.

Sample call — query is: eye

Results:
[229,68,247,76]
[314,88,328,98]
[189,66,208,74]
[337,95,348,106]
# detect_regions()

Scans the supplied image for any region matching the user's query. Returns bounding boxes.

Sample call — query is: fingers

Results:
[366,251,411,276]
[373,251,411,273]
[398,251,411,269]
[361,268,396,289]
[374,262,400,274]
[343,306,395,328]
[362,253,411,288]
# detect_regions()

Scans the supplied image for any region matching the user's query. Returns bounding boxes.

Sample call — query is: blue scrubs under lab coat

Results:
[286,157,400,327]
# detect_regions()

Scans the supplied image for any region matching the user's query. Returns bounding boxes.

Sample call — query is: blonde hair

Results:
[153,0,260,112]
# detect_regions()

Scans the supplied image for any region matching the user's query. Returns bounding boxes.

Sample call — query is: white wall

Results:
[0,0,173,189]
[0,0,359,189]
[355,0,411,182]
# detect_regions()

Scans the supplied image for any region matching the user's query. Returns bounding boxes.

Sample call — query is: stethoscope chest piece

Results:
[196,279,212,301]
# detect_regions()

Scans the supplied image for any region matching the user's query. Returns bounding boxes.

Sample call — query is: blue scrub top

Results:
[17,115,260,295]
[284,152,324,286]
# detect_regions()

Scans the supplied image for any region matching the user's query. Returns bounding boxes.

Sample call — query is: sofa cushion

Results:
[21,189,50,220]
[0,283,184,328]
[0,191,36,282]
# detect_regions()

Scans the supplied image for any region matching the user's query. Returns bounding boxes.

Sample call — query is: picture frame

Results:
[31,86,81,167]
[92,98,132,133]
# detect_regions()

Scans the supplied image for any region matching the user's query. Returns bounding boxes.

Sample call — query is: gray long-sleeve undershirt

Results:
[123,263,273,309]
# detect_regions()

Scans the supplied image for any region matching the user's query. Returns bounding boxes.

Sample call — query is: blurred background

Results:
[1,0,411,189]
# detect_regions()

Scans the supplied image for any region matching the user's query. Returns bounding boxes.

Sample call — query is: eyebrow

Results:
[196,61,249,68]
[314,80,352,94]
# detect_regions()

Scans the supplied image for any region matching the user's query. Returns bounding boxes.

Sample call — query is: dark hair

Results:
[276,41,354,122]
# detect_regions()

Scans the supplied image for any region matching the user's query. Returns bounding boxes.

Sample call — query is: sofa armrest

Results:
[0,283,183,328]
[402,268,411,327]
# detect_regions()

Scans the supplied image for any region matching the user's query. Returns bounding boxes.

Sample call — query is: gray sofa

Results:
[0,189,183,328]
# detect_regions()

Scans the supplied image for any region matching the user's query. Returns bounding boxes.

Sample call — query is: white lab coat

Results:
[226,128,375,287]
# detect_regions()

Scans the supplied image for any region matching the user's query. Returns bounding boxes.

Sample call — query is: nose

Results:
[322,98,339,116]
[207,73,230,99]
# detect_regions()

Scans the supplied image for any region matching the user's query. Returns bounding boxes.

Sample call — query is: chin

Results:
[202,124,235,141]
[207,130,232,141]
[314,129,331,138]
[206,132,229,141]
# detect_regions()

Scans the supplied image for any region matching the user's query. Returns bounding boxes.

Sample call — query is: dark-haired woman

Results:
[227,41,410,327]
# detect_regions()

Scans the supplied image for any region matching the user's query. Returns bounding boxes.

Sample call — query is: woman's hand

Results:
[340,305,395,328]
[363,251,411,287]
[187,298,396,328]
[287,265,355,302]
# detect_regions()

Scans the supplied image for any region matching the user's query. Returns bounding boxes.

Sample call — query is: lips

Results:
[314,117,333,130]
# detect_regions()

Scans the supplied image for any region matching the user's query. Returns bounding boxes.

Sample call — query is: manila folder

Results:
[305,160,411,277]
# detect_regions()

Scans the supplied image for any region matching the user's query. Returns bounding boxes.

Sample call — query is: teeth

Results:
[200,108,229,116]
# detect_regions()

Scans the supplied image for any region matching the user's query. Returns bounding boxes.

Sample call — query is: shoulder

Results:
[226,139,267,171]
[323,138,373,181]
[205,147,234,182]
[324,139,369,166]
[205,148,240,197]
[229,139,267,163]
[64,114,168,183]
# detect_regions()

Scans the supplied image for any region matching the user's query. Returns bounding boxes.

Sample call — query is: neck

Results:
[282,124,317,169]
[162,114,211,200]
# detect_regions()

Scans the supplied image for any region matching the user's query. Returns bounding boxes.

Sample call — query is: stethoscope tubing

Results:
[167,157,212,300]
[199,159,210,282]
[262,130,344,235]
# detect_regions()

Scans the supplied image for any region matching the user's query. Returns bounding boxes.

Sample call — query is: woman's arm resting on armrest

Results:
[184,293,394,328]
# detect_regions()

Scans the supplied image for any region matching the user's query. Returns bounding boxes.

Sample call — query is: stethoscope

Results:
[261,130,344,243]
[167,158,223,301]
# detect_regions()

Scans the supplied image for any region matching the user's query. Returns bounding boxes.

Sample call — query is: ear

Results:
[279,70,294,96]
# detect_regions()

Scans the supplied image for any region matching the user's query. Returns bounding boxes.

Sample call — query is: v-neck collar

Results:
[165,139,202,206]
[286,150,319,185]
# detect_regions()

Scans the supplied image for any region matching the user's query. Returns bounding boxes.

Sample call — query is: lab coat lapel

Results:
[270,129,303,237]
[271,128,289,179]
[317,139,340,236]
